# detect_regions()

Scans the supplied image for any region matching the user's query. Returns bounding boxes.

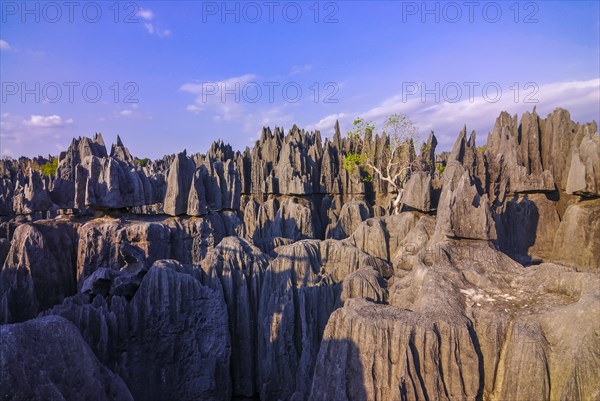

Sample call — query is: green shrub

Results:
[39,157,58,177]
[436,165,446,174]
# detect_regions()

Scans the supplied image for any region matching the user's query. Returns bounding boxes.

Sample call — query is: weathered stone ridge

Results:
[0,107,598,401]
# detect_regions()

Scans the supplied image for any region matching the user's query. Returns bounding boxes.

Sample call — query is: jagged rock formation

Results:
[201,237,269,397]
[0,315,134,401]
[42,260,232,401]
[551,199,600,271]
[339,267,387,304]
[257,238,393,401]
[310,298,480,401]
[0,220,78,323]
[312,231,599,401]
[0,107,598,401]
[120,261,231,401]
[327,200,370,239]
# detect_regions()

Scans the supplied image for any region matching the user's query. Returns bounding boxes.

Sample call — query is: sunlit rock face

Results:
[0,107,598,401]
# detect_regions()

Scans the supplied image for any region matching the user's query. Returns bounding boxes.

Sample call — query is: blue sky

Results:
[1,0,599,159]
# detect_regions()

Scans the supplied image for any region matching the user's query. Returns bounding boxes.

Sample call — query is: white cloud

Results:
[114,105,149,120]
[143,23,171,37]
[1,113,74,157]
[137,8,154,21]
[290,64,313,76]
[181,74,259,121]
[0,39,12,51]
[305,113,346,134]
[144,23,155,34]
[137,8,171,37]
[353,78,600,150]
[23,115,73,128]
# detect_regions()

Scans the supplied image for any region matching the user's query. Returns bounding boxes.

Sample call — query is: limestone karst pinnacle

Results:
[0,108,599,401]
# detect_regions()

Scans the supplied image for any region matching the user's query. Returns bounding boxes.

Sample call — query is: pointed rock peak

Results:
[116,135,124,147]
[449,127,467,163]
[334,120,341,136]
[427,131,437,146]
[260,127,269,142]
[549,107,571,120]
[468,131,477,148]
[532,105,537,115]
[333,125,342,149]
[93,133,105,147]
[421,131,438,160]
[496,110,511,125]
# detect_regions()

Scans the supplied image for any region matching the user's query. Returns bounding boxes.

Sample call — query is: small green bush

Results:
[39,157,58,177]
[436,165,446,174]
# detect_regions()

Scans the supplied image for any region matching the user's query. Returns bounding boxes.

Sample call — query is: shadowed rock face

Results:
[312,242,600,401]
[256,238,393,401]
[0,107,598,401]
[0,220,78,323]
[42,260,232,401]
[551,199,600,271]
[121,261,231,401]
[201,237,269,397]
[0,315,134,401]
[311,298,480,401]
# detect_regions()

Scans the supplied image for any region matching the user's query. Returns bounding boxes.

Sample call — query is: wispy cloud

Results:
[345,78,600,149]
[0,39,12,51]
[305,112,346,134]
[143,23,171,37]
[23,115,74,128]
[137,8,155,21]
[137,8,171,37]
[290,64,313,76]
[181,74,258,121]
[241,105,296,143]
[115,104,149,119]
[1,113,75,157]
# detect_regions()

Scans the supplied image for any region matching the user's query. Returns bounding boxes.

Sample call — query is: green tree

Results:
[137,157,151,168]
[343,114,425,213]
[36,157,58,177]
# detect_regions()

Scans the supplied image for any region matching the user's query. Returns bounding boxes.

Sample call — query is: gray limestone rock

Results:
[201,237,269,397]
[257,239,391,401]
[0,315,133,401]
[339,267,387,304]
[0,221,78,323]
[435,163,496,241]
[51,134,108,208]
[327,200,370,240]
[551,199,600,272]
[163,151,195,216]
[310,298,480,401]
[566,128,600,196]
[120,261,231,401]
[12,169,55,215]
[494,193,561,263]
[400,171,433,212]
